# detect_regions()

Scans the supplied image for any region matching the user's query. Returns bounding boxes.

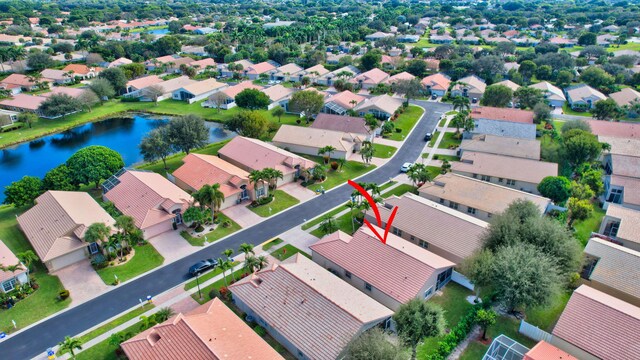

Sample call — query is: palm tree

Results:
[104,236,120,258]
[262,168,283,190]
[58,336,83,359]
[366,182,381,197]
[450,110,469,134]
[256,255,269,270]
[84,222,111,247]
[107,333,125,347]
[360,141,375,164]
[5,263,23,280]
[222,249,236,281]
[317,145,336,163]
[336,158,347,172]
[155,307,176,322]
[244,255,260,273]
[248,170,265,198]
[218,258,232,287]
[16,250,38,273]
[196,184,225,225]
[139,315,157,330]
[345,201,359,233]
[407,163,432,186]
[115,215,136,236]
[318,215,338,235]
[239,243,255,256]
[452,96,470,113]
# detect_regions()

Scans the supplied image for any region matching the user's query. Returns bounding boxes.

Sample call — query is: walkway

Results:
[423,116,453,165]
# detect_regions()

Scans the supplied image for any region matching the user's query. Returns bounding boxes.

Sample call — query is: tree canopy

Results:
[3,176,43,207]
[166,114,209,154]
[224,110,270,138]
[66,145,124,188]
[234,88,270,110]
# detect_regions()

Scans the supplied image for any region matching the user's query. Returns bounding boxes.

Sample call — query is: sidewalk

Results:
[423,116,452,165]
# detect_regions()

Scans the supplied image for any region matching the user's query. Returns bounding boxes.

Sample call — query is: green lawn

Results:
[75,321,142,360]
[416,283,474,359]
[525,291,571,332]
[96,244,164,285]
[311,210,362,237]
[249,190,300,217]
[301,204,348,230]
[387,105,425,141]
[430,154,460,162]
[262,238,284,251]
[459,341,489,360]
[0,205,31,254]
[136,140,230,175]
[438,132,462,149]
[192,267,246,304]
[184,261,240,290]
[372,143,397,158]
[302,156,375,192]
[271,244,311,261]
[573,205,605,245]
[438,117,448,127]
[562,103,592,117]
[180,213,242,246]
[380,184,417,198]
[427,166,444,180]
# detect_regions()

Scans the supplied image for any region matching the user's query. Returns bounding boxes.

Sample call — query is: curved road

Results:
[0,101,451,360]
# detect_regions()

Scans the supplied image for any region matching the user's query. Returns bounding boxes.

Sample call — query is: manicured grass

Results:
[262,238,284,251]
[301,204,348,230]
[573,205,606,245]
[381,184,417,198]
[379,181,397,191]
[372,143,397,158]
[249,190,300,217]
[96,244,164,285]
[525,291,571,332]
[193,267,246,304]
[0,205,31,254]
[271,244,311,261]
[0,268,71,334]
[455,315,538,360]
[445,110,457,116]
[387,105,425,141]
[562,103,592,117]
[136,140,230,175]
[179,213,242,246]
[302,156,375,192]
[75,321,142,360]
[428,130,440,147]
[438,117,448,127]
[311,210,362,237]
[458,341,488,360]
[427,166,444,180]
[184,261,240,290]
[437,132,462,149]
[430,154,460,162]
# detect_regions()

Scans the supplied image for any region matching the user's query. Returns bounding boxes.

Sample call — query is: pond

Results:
[0,114,234,202]
[147,28,170,35]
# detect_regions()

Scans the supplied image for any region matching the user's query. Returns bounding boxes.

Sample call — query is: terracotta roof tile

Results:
[460,134,540,160]
[172,153,249,195]
[311,113,369,135]
[524,341,577,360]
[218,136,316,174]
[421,73,451,91]
[470,106,534,124]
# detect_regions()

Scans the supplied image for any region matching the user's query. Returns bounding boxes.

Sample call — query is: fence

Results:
[451,270,475,291]
[518,320,553,343]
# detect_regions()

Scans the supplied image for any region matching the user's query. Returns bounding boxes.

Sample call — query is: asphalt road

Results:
[0,101,451,360]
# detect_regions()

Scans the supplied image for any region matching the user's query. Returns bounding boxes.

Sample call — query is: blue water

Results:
[0,114,234,201]
[147,28,170,35]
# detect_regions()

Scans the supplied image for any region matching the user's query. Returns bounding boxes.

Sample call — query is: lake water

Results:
[147,28,170,35]
[0,114,234,202]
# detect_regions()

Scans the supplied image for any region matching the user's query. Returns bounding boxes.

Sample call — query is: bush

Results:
[330,161,339,170]
[425,305,480,360]
[120,97,140,103]
[395,128,402,133]
[221,220,231,228]
[253,325,267,337]
[58,290,70,300]
[209,288,221,299]
[194,225,204,232]
[1,123,23,132]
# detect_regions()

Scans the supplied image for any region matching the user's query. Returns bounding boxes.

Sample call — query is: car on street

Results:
[424,132,432,141]
[400,162,413,172]
[188,258,219,276]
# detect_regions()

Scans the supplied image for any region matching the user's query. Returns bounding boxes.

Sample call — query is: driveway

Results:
[278,227,321,253]
[278,182,315,202]
[222,203,263,227]
[53,260,110,307]
[149,231,198,264]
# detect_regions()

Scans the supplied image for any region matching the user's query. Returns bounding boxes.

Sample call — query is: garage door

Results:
[50,249,87,272]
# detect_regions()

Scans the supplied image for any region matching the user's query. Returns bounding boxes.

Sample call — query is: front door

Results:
[88,242,99,255]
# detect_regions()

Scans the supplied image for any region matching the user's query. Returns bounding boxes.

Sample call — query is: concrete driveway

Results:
[53,260,110,306]
[278,182,316,202]
[222,203,263,227]
[149,230,198,264]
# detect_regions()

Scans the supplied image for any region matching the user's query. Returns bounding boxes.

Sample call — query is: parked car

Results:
[431,94,438,100]
[188,258,219,276]
[471,97,478,104]
[400,162,413,172]
[424,132,432,141]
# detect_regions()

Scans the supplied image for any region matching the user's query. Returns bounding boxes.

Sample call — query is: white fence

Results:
[452,270,475,291]
[519,320,553,343]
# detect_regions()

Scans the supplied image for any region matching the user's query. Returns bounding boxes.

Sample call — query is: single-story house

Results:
[367,193,489,264]
[587,119,640,139]
[598,204,640,251]
[604,174,640,211]
[17,191,116,272]
[310,226,455,310]
[397,34,420,43]
[349,68,390,89]
[384,71,415,86]
[451,152,558,194]
[311,113,373,140]
[202,81,263,109]
[0,73,49,93]
[121,298,283,360]
[582,237,640,307]
[316,65,360,86]
[145,55,194,72]
[468,106,537,140]
[430,34,455,44]
[323,90,366,115]
[262,84,295,110]
[228,254,394,360]
[0,108,19,125]
[450,75,486,100]
[0,241,29,293]
[549,37,577,48]
[270,63,304,82]
[529,81,566,108]
[40,69,73,85]
[302,64,330,83]
[62,64,102,79]
[365,31,393,41]
[189,58,216,73]
[218,136,316,185]
[103,169,192,239]
[609,87,640,107]
[550,285,640,360]
[421,73,451,97]
[172,153,269,207]
[219,59,254,78]
[125,75,164,97]
[494,79,520,92]
[140,76,197,102]
[181,45,208,56]
[565,84,607,111]
[171,78,227,104]
[272,124,365,160]
[354,94,403,119]
[459,134,540,160]
[243,61,278,80]
[0,93,47,114]
[419,173,552,222]
[108,57,133,68]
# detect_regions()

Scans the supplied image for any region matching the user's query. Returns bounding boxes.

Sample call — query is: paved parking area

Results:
[222,203,263,228]
[278,182,316,202]
[54,260,110,306]
[149,230,198,263]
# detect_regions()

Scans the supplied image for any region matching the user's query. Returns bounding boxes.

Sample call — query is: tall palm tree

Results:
[452,96,470,113]
[115,216,136,236]
[345,201,359,233]
[319,215,338,235]
[16,250,38,273]
[239,243,255,256]
[360,141,375,164]
[262,168,284,190]
[318,145,336,163]
[223,248,236,281]
[256,255,269,270]
[248,170,265,198]
[197,184,225,225]
[450,110,468,134]
[155,307,175,322]
[244,255,260,273]
[218,258,231,287]
[58,336,83,359]
[84,222,111,246]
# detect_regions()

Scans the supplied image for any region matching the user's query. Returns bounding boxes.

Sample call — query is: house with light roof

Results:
[349,68,390,89]
[422,73,451,97]
[262,84,295,110]
[272,124,365,160]
[323,90,366,115]
[202,81,264,109]
[450,75,486,101]
[354,94,403,119]
[529,81,566,108]
[565,84,606,110]
[171,78,227,103]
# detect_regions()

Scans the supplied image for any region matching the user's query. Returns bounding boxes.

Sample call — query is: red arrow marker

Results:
[348,179,399,244]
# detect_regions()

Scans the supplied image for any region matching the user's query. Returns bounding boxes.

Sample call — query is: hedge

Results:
[425,305,481,360]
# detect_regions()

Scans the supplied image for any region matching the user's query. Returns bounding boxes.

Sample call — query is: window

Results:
[345,271,352,279]
[506,179,516,186]
[449,201,458,210]
[472,173,478,179]
[498,178,504,183]
[439,198,445,204]
[410,235,415,241]
[481,175,491,182]
[487,213,493,218]
[418,240,429,249]
[467,207,476,214]
[2,278,16,292]
[424,286,433,298]
[392,227,402,237]
[436,268,453,290]
[607,188,623,204]
[365,283,372,291]
[256,186,266,197]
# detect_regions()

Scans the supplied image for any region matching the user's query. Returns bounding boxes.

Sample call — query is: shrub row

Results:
[425,305,481,360]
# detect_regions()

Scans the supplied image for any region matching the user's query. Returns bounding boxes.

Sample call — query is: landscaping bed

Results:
[249,190,300,217]
[96,244,164,285]
[180,213,241,247]
[300,156,375,192]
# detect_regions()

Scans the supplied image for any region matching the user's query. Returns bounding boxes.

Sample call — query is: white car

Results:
[400,162,413,172]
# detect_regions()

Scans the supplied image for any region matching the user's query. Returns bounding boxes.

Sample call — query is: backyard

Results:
[573,205,605,245]
[180,213,242,246]
[136,140,231,175]
[249,190,300,217]
[95,244,164,285]
[386,105,425,141]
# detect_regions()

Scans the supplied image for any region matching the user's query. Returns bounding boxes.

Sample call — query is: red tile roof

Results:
[421,73,451,91]
[0,93,46,111]
[587,119,640,139]
[311,113,369,135]
[246,61,276,75]
[172,153,249,196]
[0,74,37,87]
[122,298,283,360]
[524,341,577,360]
[310,226,454,303]
[552,285,640,360]
[470,107,534,124]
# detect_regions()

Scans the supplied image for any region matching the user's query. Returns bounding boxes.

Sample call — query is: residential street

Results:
[0,101,451,360]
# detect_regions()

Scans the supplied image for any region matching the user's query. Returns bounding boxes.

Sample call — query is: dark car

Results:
[424,132,432,141]
[188,258,218,276]
[431,94,438,100]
